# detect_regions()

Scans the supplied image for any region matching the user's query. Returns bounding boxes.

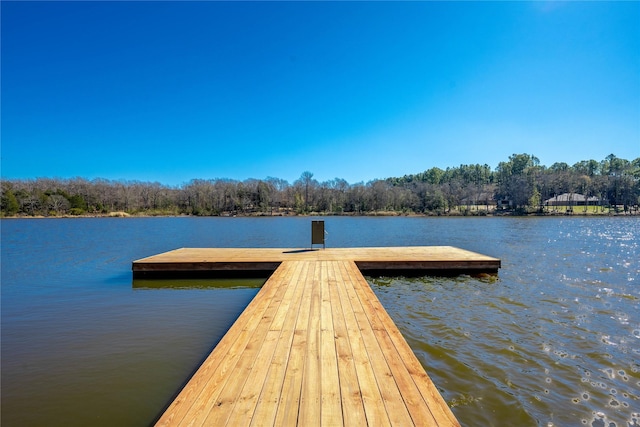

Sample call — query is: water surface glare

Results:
[1,217,638,426]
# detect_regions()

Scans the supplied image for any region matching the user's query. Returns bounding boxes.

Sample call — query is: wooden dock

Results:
[139,247,500,426]
[133,246,500,278]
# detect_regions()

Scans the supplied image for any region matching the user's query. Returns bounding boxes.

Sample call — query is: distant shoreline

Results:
[2,210,637,219]
[3,154,638,218]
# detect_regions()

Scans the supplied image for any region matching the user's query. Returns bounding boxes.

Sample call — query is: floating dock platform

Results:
[135,247,500,426]
[132,246,501,278]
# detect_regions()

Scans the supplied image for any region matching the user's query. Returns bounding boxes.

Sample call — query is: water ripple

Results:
[369,218,639,426]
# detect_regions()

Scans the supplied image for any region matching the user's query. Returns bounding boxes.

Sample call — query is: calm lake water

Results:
[1,216,638,426]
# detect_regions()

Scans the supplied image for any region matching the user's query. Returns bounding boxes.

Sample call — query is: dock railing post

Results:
[311,220,325,250]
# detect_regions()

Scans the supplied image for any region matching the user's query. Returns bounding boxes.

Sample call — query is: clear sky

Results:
[2,1,638,186]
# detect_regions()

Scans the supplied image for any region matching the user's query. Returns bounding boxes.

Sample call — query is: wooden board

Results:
[154,260,461,426]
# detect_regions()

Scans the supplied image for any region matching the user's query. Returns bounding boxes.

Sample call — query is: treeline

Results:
[1,154,639,217]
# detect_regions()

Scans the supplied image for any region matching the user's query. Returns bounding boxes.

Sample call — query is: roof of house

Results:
[544,193,600,203]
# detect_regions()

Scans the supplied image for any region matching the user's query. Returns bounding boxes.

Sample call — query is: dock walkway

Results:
[139,247,500,426]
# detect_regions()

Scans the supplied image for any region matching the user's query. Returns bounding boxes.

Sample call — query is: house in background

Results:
[461,191,495,208]
[544,193,603,207]
[496,197,513,209]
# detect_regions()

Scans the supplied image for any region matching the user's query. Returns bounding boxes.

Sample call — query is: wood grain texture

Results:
[154,258,461,426]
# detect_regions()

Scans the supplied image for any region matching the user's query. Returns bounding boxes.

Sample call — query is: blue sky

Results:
[2,1,638,186]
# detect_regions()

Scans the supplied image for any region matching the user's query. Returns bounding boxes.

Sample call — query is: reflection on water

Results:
[1,285,260,427]
[1,217,639,427]
[132,277,266,289]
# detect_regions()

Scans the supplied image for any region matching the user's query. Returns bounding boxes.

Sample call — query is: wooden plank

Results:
[340,261,415,426]
[334,260,392,426]
[248,261,305,426]
[272,261,312,426]
[319,262,343,426]
[327,261,368,426]
[297,260,322,426]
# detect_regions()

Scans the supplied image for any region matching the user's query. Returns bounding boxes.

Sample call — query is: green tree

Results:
[496,154,540,209]
[68,194,88,214]
[1,187,20,215]
[573,159,600,177]
[424,167,445,185]
[529,187,541,212]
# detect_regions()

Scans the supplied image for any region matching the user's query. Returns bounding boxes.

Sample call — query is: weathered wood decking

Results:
[138,247,500,426]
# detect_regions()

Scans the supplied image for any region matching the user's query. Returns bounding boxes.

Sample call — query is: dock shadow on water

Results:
[132,277,267,290]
